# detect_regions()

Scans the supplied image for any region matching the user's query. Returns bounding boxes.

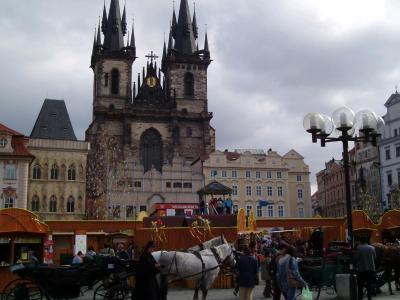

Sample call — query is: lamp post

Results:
[303,107,384,249]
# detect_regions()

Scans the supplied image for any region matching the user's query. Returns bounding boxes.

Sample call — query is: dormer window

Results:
[0,138,7,148]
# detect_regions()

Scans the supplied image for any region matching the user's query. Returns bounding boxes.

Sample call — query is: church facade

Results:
[85,0,214,219]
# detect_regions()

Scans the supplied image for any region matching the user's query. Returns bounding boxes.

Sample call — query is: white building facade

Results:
[379,92,400,208]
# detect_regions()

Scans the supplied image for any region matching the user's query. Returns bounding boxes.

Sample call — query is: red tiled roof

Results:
[225,151,240,161]
[0,123,33,158]
[0,123,23,136]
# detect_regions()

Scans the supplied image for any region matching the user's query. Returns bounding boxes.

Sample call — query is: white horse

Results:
[154,243,235,300]
[187,235,227,252]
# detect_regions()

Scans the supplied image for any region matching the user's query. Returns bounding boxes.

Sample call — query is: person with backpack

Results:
[269,243,286,300]
[261,249,272,298]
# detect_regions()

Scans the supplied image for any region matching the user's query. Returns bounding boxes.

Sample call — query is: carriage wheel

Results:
[103,284,132,300]
[2,279,43,300]
[93,283,107,300]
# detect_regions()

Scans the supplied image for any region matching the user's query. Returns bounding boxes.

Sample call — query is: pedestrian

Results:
[225,197,233,214]
[216,197,224,214]
[236,246,258,300]
[116,243,129,260]
[99,243,115,256]
[72,251,83,265]
[28,250,39,267]
[86,246,96,258]
[135,241,161,300]
[276,245,307,300]
[127,242,135,260]
[269,243,286,300]
[355,236,376,300]
[200,199,206,215]
[261,249,272,298]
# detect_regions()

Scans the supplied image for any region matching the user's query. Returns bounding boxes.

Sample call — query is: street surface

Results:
[78,284,399,299]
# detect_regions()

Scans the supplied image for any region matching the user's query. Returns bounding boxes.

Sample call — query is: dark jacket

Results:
[135,252,160,300]
[237,254,258,288]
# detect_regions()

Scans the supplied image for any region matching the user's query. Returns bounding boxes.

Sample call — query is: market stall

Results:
[0,208,48,291]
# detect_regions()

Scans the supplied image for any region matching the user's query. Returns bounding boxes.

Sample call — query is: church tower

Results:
[91,0,136,113]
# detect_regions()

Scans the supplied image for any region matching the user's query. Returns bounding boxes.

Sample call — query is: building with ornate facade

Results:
[85,0,214,219]
[200,149,312,218]
[379,91,400,209]
[0,123,33,209]
[27,99,89,220]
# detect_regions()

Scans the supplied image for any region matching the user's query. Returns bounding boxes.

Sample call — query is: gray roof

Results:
[173,0,197,55]
[102,0,125,52]
[30,99,77,141]
[384,92,400,107]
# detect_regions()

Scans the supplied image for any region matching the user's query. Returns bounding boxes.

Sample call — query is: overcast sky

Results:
[1,0,399,192]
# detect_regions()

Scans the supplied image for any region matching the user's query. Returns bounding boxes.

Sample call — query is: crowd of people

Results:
[199,196,234,215]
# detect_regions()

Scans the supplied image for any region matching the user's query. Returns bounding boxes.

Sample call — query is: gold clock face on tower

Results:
[146,76,157,88]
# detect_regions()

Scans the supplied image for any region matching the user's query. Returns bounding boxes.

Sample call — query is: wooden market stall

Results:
[0,208,48,292]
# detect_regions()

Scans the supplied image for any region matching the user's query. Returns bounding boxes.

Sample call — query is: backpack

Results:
[268,254,279,277]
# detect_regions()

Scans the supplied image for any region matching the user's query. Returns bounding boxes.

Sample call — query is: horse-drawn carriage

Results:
[1,255,136,300]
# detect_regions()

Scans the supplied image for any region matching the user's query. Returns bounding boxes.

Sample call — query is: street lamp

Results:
[303,107,384,249]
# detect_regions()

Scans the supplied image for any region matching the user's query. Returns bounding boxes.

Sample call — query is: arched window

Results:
[32,164,41,180]
[186,127,193,137]
[50,164,59,180]
[184,72,194,97]
[31,196,40,212]
[49,195,57,212]
[140,128,163,173]
[67,196,75,213]
[111,69,120,95]
[68,165,76,181]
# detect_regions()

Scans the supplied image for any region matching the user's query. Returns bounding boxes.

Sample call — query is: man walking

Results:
[355,236,376,300]
[236,246,258,300]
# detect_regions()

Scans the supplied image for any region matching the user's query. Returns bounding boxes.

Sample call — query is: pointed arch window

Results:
[49,195,57,212]
[184,72,194,97]
[32,164,41,180]
[140,128,163,173]
[68,165,76,181]
[186,127,193,137]
[67,196,75,213]
[31,196,40,212]
[50,164,59,180]
[111,69,120,95]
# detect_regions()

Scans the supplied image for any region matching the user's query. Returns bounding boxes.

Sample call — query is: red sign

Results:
[157,203,199,210]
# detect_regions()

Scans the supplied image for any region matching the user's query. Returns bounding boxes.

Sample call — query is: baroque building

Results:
[0,123,33,209]
[199,149,312,218]
[379,91,400,209]
[28,99,89,220]
[85,0,214,219]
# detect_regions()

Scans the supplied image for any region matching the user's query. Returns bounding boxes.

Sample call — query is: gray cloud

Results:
[1,0,399,192]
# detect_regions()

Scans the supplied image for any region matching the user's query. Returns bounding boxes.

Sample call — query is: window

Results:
[49,196,57,212]
[233,205,239,214]
[166,182,171,188]
[112,205,121,218]
[111,68,120,95]
[232,185,238,196]
[50,164,59,180]
[246,170,251,178]
[183,182,192,189]
[67,165,76,181]
[221,170,227,178]
[4,196,14,208]
[186,127,192,137]
[267,186,273,197]
[140,205,147,212]
[232,170,237,178]
[386,148,391,160]
[298,207,305,218]
[5,165,16,180]
[256,171,261,179]
[0,138,7,148]
[387,172,393,186]
[256,186,262,196]
[140,128,163,173]
[395,129,398,136]
[246,186,252,196]
[32,165,41,179]
[277,186,283,197]
[104,73,109,87]
[396,145,400,157]
[173,182,182,188]
[297,189,303,199]
[267,171,272,179]
[256,206,262,217]
[67,196,75,213]
[184,72,195,96]
[278,205,284,217]
[267,205,274,217]
[211,170,217,177]
[134,181,142,188]
[31,196,40,212]
[277,171,282,179]
[296,175,302,182]
[126,206,135,218]
[246,205,252,216]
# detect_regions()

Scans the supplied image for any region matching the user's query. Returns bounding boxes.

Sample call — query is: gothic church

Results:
[86,0,214,219]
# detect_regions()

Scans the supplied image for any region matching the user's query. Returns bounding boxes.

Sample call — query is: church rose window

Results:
[111,69,120,95]
[184,72,194,97]
[140,128,163,173]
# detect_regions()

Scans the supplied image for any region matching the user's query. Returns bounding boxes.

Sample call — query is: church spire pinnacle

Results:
[172,3,178,39]
[168,26,174,50]
[174,0,196,55]
[130,22,136,49]
[192,2,198,39]
[103,0,124,52]
[101,1,107,34]
[121,3,127,35]
[97,17,102,46]
[204,28,210,59]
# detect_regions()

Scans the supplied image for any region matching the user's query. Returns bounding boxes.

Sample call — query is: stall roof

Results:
[197,181,232,195]
[0,208,48,235]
